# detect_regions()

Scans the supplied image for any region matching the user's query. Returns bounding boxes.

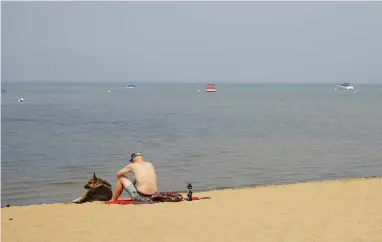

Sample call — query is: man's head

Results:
[130,152,143,163]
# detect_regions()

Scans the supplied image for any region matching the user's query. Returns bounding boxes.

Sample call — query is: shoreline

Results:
[195,174,382,192]
[2,175,381,208]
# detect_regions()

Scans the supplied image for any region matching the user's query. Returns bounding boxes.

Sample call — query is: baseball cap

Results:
[130,152,142,162]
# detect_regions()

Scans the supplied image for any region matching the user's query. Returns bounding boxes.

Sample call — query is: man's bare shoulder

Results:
[124,162,135,168]
[128,162,137,168]
[144,161,155,167]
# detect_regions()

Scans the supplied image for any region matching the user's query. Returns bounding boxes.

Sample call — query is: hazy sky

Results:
[2,1,382,83]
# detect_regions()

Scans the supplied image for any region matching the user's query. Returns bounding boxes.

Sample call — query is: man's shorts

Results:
[125,184,153,202]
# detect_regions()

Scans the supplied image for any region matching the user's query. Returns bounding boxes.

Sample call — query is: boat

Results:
[205,84,216,92]
[336,82,355,90]
[126,84,136,89]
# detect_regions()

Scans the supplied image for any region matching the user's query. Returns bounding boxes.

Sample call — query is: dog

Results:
[71,173,113,204]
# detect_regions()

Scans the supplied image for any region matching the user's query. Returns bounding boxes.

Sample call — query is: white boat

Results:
[205,84,216,92]
[18,97,24,102]
[336,82,354,90]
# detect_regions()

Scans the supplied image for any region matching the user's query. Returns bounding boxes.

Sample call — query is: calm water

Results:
[1,82,382,206]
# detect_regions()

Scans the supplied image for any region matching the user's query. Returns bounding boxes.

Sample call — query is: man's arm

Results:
[116,164,133,178]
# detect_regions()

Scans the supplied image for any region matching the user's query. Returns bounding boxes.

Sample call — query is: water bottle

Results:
[186,183,193,201]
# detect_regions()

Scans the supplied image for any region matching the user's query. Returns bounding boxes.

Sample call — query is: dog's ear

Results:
[93,172,97,179]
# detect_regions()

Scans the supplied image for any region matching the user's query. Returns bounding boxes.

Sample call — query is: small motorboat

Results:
[205,84,216,92]
[335,82,355,90]
[126,84,136,89]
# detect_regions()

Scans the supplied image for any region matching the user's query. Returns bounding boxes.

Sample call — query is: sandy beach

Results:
[2,177,381,242]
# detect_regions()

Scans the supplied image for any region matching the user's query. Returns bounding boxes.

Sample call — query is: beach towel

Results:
[104,191,208,205]
[151,192,184,202]
[105,197,201,205]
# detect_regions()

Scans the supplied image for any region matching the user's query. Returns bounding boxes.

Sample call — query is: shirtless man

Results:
[111,153,158,201]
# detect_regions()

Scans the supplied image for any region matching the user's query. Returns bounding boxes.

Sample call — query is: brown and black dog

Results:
[72,173,113,204]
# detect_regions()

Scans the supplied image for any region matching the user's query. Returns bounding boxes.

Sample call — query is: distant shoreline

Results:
[2,80,382,85]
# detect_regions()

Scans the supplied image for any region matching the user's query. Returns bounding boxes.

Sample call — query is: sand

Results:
[2,177,382,242]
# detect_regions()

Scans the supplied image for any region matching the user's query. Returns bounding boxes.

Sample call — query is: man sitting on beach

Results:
[111,153,158,201]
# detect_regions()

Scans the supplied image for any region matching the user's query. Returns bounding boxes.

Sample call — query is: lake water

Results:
[1,82,382,206]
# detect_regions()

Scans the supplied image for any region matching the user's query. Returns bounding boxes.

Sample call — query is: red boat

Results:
[205,84,216,92]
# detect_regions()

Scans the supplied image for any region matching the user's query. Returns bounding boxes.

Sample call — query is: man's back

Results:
[131,161,157,195]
